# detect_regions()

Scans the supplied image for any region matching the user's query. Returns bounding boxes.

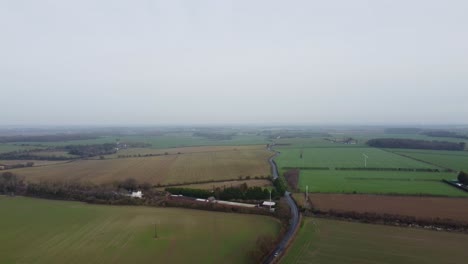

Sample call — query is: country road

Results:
[264,145,300,264]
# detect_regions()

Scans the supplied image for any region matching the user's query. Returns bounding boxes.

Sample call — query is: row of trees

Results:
[66,143,117,157]
[166,184,276,201]
[193,132,234,140]
[422,130,468,140]
[0,172,24,194]
[310,209,468,232]
[0,162,34,170]
[367,138,465,150]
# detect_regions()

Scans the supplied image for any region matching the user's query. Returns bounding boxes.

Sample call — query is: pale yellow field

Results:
[9,147,273,185]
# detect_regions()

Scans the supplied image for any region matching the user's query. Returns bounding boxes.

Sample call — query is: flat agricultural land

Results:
[298,170,468,196]
[101,145,266,159]
[17,134,268,149]
[9,147,273,185]
[170,179,273,190]
[275,147,438,171]
[273,145,467,196]
[28,150,79,158]
[0,196,280,264]
[390,149,468,171]
[282,218,468,264]
[309,193,468,224]
[0,159,71,167]
[0,143,43,154]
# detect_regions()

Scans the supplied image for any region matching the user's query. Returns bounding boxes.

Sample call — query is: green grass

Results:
[390,149,468,172]
[0,143,45,154]
[276,147,437,172]
[273,145,467,196]
[282,218,468,264]
[297,170,467,196]
[0,196,280,264]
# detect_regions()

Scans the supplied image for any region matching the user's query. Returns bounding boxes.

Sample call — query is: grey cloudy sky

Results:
[1,0,467,125]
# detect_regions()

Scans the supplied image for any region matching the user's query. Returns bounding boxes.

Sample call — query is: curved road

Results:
[264,145,300,264]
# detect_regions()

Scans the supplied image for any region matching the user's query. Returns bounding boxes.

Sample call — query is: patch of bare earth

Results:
[310,193,468,224]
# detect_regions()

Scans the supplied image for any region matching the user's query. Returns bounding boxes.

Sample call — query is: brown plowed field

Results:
[309,193,468,223]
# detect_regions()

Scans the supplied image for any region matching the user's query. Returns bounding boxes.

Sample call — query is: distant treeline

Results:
[0,134,99,143]
[193,132,234,140]
[0,143,120,160]
[266,131,330,139]
[0,162,35,170]
[421,130,468,140]
[367,138,465,151]
[384,128,422,134]
[65,143,117,157]
[0,173,155,205]
[0,150,71,161]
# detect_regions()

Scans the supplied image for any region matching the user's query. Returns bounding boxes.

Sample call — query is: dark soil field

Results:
[309,193,468,224]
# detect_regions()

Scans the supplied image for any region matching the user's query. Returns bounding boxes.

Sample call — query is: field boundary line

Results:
[379,148,453,171]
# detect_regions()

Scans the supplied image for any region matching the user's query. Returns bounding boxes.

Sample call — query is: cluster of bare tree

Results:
[284,169,300,191]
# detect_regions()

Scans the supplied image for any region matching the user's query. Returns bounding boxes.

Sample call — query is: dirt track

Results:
[310,193,468,224]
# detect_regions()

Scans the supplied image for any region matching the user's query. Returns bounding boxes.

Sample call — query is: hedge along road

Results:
[264,145,300,264]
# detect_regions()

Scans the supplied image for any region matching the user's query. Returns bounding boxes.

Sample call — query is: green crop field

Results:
[275,147,437,172]
[0,143,44,154]
[282,218,468,264]
[0,196,280,264]
[297,170,467,196]
[390,149,468,172]
[9,146,273,185]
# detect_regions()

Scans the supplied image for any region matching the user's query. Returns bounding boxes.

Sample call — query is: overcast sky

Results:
[1,0,467,126]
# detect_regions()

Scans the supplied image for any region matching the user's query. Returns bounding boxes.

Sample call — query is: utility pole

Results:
[269,189,272,211]
[154,222,158,239]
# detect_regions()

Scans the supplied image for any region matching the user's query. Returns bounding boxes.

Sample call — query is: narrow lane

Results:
[264,145,300,264]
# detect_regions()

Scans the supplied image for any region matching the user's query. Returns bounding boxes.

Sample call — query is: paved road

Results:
[264,146,300,264]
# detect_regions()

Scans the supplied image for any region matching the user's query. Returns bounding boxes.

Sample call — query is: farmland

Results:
[309,193,468,224]
[390,149,468,171]
[9,146,273,185]
[0,196,280,264]
[297,170,467,196]
[0,143,43,154]
[272,140,468,196]
[101,145,266,159]
[5,133,268,149]
[281,218,468,264]
[275,147,438,172]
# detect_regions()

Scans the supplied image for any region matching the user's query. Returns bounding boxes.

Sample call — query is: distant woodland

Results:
[367,138,466,151]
